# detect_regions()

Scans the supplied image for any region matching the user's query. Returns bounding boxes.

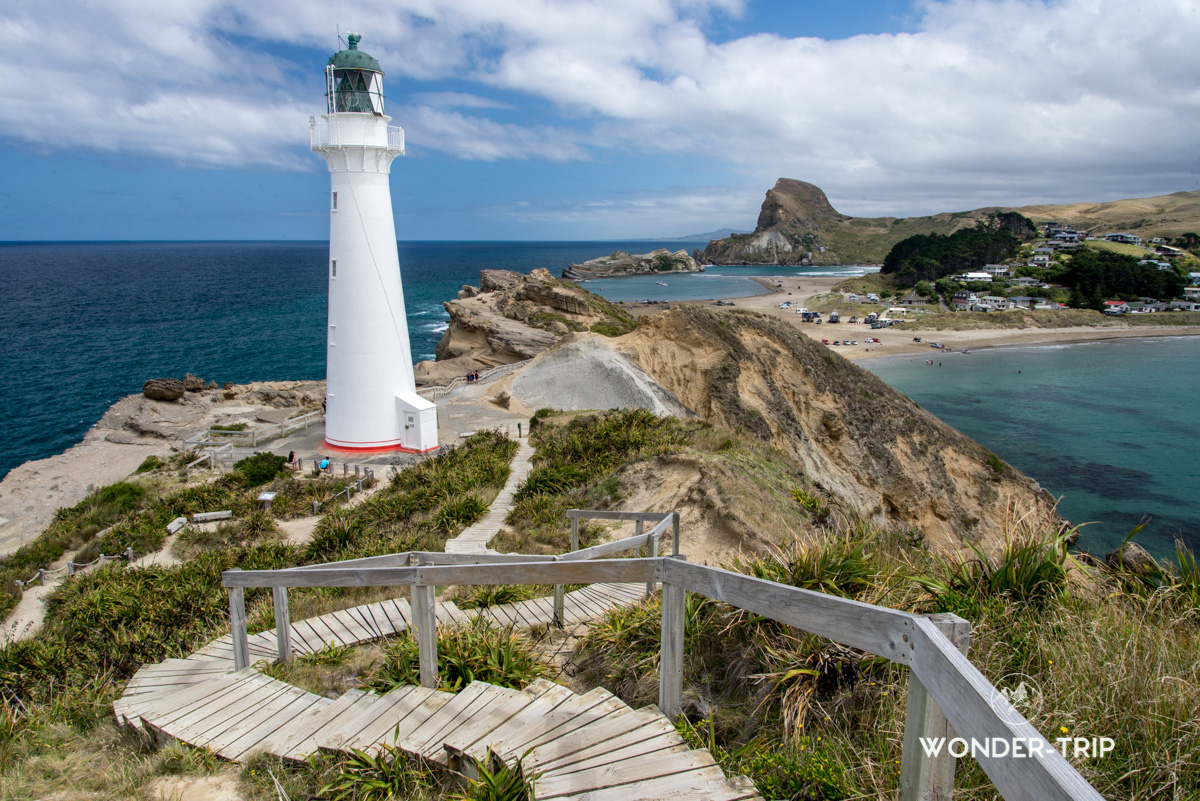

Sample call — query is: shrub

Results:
[231,452,288,487]
[914,531,1075,613]
[134,455,163,473]
[364,620,549,694]
[320,742,433,801]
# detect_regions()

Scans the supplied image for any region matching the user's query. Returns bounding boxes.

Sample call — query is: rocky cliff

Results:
[414,268,637,386]
[701,179,1200,266]
[612,307,1061,552]
[562,249,703,280]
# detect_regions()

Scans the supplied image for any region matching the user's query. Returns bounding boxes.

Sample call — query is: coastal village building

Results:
[1105,233,1143,246]
[311,34,437,453]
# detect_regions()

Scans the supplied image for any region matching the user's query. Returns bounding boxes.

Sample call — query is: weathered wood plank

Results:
[899,614,971,801]
[659,578,685,718]
[222,559,656,589]
[492,688,628,764]
[662,559,915,663]
[560,533,651,561]
[453,683,576,766]
[229,586,249,670]
[566,510,672,522]
[545,766,747,801]
[523,706,664,772]
[226,694,332,761]
[273,587,291,663]
[345,685,453,752]
[527,713,680,774]
[534,748,716,798]
[270,689,368,759]
[907,617,1104,801]
[411,585,438,688]
[410,685,522,762]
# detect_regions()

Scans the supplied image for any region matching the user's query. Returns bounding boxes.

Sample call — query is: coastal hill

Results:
[701,178,1200,265]
[611,308,1059,551]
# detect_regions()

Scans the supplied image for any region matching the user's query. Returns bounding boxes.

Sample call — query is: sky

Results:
[2,0,1199,241]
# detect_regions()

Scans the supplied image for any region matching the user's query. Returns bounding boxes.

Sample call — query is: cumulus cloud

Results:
[1,0,1198,217]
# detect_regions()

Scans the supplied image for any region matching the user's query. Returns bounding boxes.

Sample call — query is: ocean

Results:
[864,338,1200,559]
[1,241,1194,558]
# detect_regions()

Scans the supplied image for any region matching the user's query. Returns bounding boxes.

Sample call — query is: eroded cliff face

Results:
[614,307,1061,553]
[415,268,637,386]
[700,179,850,266]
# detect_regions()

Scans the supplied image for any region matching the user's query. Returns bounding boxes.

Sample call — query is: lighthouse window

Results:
[331,192,338,211]
[329,324,336,345]
[330,259,337,278]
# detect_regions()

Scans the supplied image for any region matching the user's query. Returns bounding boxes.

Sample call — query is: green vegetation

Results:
[881,213,1037,284]
[133,455,163,474]
[210,422,249,432]
[1056,246,1185,305]
[231,452,289,487]
[575,525,1200,800]
[363,620,549,694]
[502,409,690,552]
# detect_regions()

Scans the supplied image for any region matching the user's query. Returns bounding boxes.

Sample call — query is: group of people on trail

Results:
[286,450,330,472]
[465,371,482,384]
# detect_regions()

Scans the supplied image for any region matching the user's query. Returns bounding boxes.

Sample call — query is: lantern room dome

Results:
[327,33,382,74]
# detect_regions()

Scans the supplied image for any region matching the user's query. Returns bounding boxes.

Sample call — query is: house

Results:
[1150,237,1167,245]
[898,291,926,306]
[1187,273,1200,284]
[1010,276,1040,287]
[980,295,1014,310]
[1105,233,1143,246]
[1008,295,1040,308]
[1170,300,1200,311]
[1139,259,1174,271]
[1186,287,1200,300]
[951,291,979,310]
[953,272,995,282]
[1030,255,1051,268]
[1103,300,1129,314]
[982,264,1010,277]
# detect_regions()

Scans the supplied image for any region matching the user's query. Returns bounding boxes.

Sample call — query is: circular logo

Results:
[989,674,1044,726]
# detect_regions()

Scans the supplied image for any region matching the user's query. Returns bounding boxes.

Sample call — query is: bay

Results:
[863,337,1200,559]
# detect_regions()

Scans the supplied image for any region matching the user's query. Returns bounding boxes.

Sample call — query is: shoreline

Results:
[691,272,1200,360]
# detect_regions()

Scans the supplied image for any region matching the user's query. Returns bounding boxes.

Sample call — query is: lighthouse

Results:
[310,33,437,453]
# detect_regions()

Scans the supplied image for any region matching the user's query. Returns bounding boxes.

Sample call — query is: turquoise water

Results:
[582,264,877,304]
[864,337,1200,559]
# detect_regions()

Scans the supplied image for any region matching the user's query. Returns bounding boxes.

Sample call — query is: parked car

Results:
[821,338,830,345]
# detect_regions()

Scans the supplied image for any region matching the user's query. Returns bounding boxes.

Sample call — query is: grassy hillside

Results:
[2,412,1198,800]
[704,180,1200,266]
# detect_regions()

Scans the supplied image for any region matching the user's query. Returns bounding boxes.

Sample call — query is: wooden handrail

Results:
[219,514,1105,801]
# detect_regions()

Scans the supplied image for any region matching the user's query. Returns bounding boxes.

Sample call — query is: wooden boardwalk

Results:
[445,437,535,554]
[115,583,760,799]
[113,440,762,799]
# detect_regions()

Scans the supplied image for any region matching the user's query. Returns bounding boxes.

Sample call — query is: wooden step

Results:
[486,687,630,767]
[342,685,455,753]
[269,689,370,760]
[546,765,757,801]
[157,677,302,750]
[399,681,523,764]
[137,670,270,737]
[525,705,676,777]
[534,749,718,800]
[437,680,559,768]
[449,682,576,770]
[525,707,682,775]
[219,691,333,762]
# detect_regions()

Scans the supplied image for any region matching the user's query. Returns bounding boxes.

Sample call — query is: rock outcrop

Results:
[609,306,1061,553]
[563,249,703,280]
[415,269,637,386]
[142,378,185,401]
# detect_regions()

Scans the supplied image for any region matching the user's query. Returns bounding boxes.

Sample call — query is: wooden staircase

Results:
[114,590,762,800]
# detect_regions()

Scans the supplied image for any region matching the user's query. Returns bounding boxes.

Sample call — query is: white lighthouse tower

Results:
[311,33,437,453]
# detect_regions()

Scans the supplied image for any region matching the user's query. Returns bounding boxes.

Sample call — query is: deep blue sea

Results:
[1,242,1194,558]
[864,338,1200,559]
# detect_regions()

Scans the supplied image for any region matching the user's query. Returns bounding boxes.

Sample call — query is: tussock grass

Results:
[574,525,1200,800]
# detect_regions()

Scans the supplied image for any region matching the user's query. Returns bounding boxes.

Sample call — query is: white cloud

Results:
[1,0,1198,218]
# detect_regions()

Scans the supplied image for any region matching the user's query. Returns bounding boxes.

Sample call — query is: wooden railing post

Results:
[553,518,580,627]
[552,555,566,628]
[273,586,292,663]
[228,578,249,670]
[411,560,438,688]
[659,556,686,718]
[899,613,971,801]
[671,512,680,556]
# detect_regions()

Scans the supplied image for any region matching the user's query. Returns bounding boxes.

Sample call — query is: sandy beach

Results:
[628,272,1200,360]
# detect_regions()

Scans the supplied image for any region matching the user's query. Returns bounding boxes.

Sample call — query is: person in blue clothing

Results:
[319,457,330,472]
